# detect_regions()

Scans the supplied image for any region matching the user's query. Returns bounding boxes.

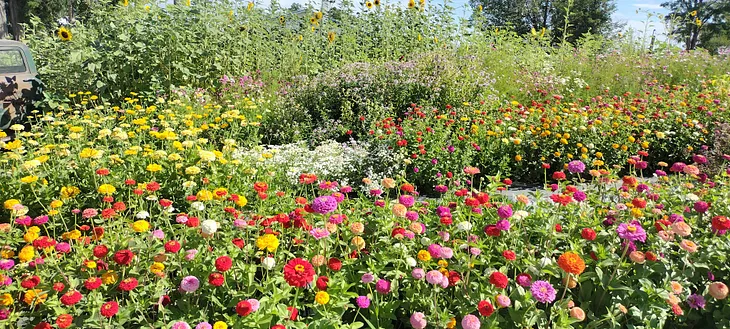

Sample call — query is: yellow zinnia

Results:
[315,291,330,305]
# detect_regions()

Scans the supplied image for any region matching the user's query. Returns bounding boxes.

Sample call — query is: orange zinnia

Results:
[557,251,586,275]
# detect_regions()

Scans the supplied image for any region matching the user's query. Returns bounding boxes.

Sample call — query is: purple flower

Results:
[436,206,451,217]
[687,294,706,309]
[496,219,511,231]
[312,196,338,214]
[694,201,709,213]
[573,190,587,202]
[375,279,391,294]
[670,162,686,172]
[0,259,15,270]
[32,215,48,225]
[530,280,557,303]
[361,273,375,283]
[180,276,200,292]
[427,244,442,258]
[434,185,448,193]
[309,227,331,240]
[497,205,513,219]
[616,221,647,242]
[356,296,370,308]
[516,273,532,287]
[399,195,415,207]
[567,160,586,174]
[55,242,71,254]
[14,216,31,226]
[405,211,419,221]
[669,213,685,223]
[655,170,667,177]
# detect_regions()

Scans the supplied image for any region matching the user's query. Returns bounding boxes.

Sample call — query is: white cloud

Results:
[632,3,664,10]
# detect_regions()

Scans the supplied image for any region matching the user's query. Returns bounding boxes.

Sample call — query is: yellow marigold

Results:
[102,270,119,285]
[23,289,48,306]
[85,260,97,269]
[315,291,330,305]
[97,184,116,195]
[438,259,448,268]
[50,200,63,209]
[213,322,228,329]
[417,250,431,262]
[3,199,20,210]
[197,189,213,201]
[256,234,279,252]
[24,227,40,243]
[0,293,13,306]
[60,186,80,199]
[557,251,586,275]
[150,262,165,274]
[146,163,162,172]
[235,195,248,207]
[132,220,150,233]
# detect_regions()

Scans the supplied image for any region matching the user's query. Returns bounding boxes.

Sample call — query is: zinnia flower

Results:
[283,258,315,288]
[557,252,586,275]
[616,221,647,242]
[180,276,200,292]
[530,280,556,303]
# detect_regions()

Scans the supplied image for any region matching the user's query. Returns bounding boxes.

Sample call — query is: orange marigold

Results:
[558,251,586,275]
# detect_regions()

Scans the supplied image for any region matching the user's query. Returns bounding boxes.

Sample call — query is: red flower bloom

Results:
[101,208,116,219]
[646,251,658,261]
[316,276,329,290]
[102,196,114,203]
[581,228,596,241]
[215,256,233,272]
[159,199,173,208]
[146,181,160,192]
[232,238,245,249]
[100,301,119,318]
[327,258,342,271]
[113,250,135,266]
[254,182,269,193]
[164,240,181,253]
[84,277,102,290]
[478,300,495,317]
[60,290,82,306]
[555,224,563,232]
[236,300,253,316]
[124,179,136,186]
[400,183,415,194]
[552,171,566,181]
[186,217,200,228]
[502,250,516,261]
[118,277,138,291]
[33,322,52,329]
[21,275,41,289]
[209,272,225,287]
[287,306,298,320]
[448,271,461,286]
[484,225,501,237]
[712,216,730,231]
[53,282,65,292]
[654,219,671,232]
[283,258,315,288]
[489,271,508,289]
[56,314,73,329]
[272,325,286,329]
[112,202,127,211]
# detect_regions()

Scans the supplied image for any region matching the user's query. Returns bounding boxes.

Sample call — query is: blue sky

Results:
[256,0,670,41]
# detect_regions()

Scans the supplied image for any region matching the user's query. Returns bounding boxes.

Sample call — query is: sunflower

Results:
[310,17,319,25]
[374,0,380,5]
[247,2,254,10]
[366,1,373,8]
[327,31,336,43]
[58,27,72,41]
[122,0,129,6]
[314,11,323,20]
[408,0,415,8]
[279,16,286,24]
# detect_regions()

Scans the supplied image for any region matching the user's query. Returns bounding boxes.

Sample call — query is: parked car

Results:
[0,40,43,142]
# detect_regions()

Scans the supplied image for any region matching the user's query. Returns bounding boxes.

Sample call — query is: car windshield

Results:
[0,49,26,74]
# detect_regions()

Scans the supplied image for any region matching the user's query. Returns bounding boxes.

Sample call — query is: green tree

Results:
[662,0,730,50]
[469,0,617,43]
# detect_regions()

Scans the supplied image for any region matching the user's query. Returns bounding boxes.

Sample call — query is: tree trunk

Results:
[0,0,7,39]
[8,0,19,40]
[542,0,550,29]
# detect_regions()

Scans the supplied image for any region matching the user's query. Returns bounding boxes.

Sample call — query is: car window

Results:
[0,49,26,74]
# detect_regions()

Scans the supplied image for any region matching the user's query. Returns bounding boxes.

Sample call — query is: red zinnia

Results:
[33,322,52,329]
[84,277,102,290]
[484,225,501,237]
[232,238,245,249]
[186,217,200,228]
[118,277,138,291]
[581,228,596,241]
[164,240,181,253]
[448,271,461,286]
[489,271,508,289]
[56,314,73,329]
[100,301,119,318]
[272,325,286,329]
[283,258,315,288]
[146,181,160,192]
[712,216,730,231]
[215,255,233,272]
[327,258,342,271]
[21,275,41,289]
[316,276,329,290]
[209,272,225,286]
[236,300,253,316]
[287,306,298,320]
[253,182,269,193]
[478,300,495,316]
[53,282,65,292]
[113,250,135,266]
[502,250,516,261]
[552,171,566,181]
[60,290,83,306]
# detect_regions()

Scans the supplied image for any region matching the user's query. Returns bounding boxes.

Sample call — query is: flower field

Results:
[1,79,730,329]
[4,1,730,328]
